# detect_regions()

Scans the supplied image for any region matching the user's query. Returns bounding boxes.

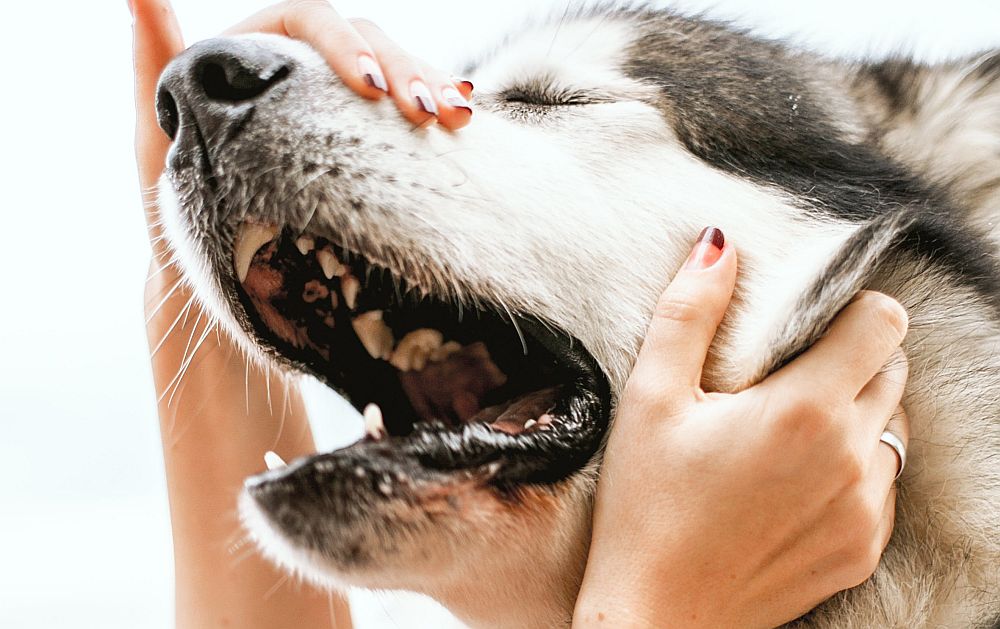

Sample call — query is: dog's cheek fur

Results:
[156,10,1000,628]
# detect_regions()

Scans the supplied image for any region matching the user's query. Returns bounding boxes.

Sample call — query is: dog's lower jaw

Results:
[241,469,597,628]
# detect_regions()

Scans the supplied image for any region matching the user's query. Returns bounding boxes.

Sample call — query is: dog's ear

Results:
[747,212,916,384]
[751,209,1000,386]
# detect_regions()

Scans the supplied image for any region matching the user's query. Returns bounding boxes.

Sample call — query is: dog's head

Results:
[156,8,863,625]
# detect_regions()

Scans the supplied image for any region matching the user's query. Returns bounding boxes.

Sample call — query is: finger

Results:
[349,19,438,127]
[422,64,473,130]
[132,0,184,199]
[452,77,474,100]
[877,484,897,551]
[770,291,908,399]
[630,227,737,399]
[856,350,909,441]
[225,1,388,100]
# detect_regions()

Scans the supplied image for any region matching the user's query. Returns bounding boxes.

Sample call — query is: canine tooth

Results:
[233,222,279,283]
[364,403,386,440]
[316,249,343,280]
[377,480,393,496]
[537,414,553,426]
[342,275,361,309]
[354,466,367,478]
[352,311,394,359]
[264,450,286,471]
[523,419,537,430]
[329,292,339,309]
[295,236,315,255]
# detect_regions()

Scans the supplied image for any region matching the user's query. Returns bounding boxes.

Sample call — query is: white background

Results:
[1,1,998,627]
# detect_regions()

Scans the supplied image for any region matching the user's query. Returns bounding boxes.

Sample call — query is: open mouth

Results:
[230,222,611,491]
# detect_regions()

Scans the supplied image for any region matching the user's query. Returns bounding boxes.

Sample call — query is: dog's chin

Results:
[225,221,611,591]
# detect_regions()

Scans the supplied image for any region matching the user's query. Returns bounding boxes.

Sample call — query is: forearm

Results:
[146,262,351,628]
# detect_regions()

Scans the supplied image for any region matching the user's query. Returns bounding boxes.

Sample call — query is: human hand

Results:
[574,228,910,628]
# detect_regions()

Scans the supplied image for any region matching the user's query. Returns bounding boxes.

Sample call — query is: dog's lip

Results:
[245,333,609,493]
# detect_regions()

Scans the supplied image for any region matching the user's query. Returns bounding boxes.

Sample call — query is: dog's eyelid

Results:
[499,83,596,107]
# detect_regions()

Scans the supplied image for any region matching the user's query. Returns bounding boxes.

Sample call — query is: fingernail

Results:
[410,81,439,116]
[126,0,134,15]
[683,227,725,270]
[357,55,388,92]
[442,87,472,114]
[454,77,474,93]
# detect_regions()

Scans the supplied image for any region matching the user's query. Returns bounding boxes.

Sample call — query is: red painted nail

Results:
[683,227,725,270]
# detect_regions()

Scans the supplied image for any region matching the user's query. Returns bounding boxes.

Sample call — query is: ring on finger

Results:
[879,430,907,481]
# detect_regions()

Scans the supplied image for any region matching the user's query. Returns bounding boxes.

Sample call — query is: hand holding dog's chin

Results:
[574,230,910,628]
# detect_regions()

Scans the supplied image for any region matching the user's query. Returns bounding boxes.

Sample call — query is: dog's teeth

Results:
[316,249,343,280]
[295,236,315,255]
[330,292,339,309]
[233,222,279,283]
[364,403,386,440]
[430,340,462,363]
[353,311,394,359]
[342,275,361,309]
[390,329,444,372]
[377,480,393,496]
[537,414,553,426]
[523,419,537,430]
[354,466,367,478]
[264,450,286,471]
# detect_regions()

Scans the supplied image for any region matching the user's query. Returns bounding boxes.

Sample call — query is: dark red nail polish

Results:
[459,79,474,92]
[684,226,725,270]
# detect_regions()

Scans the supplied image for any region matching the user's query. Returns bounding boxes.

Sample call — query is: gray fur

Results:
[156,7,1000,627]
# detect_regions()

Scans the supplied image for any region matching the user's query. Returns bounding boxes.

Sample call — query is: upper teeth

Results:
[352,310,394,359]
[263,450,287,471]
[364,403,386,440]
[390,329,444,372]
[233,222,279,283]
[317,248,346,280]
[341,275,361,309]
[295,236,315,255]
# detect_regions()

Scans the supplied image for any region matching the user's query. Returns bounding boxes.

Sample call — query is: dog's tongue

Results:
[398,342,507,424]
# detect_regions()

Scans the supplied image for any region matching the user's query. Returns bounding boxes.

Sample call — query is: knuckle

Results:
[780,394,836,436]
[839,533,882,587]
[653,293,704,325]
[859,291,909,340]
[839,449,867,488]
[285,0,327,11]
[348,17,381,31]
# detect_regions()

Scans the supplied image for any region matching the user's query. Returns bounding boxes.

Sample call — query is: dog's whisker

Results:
[149,293,196,358]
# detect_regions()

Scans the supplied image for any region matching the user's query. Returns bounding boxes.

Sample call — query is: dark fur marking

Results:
[862,58,923,116]
[617,11,1000,310]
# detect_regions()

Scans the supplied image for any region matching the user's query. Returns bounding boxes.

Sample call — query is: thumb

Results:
[632,227,737,398]
[132,0,184,211]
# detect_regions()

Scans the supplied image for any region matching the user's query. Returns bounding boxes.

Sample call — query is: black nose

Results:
[156,38,293,143]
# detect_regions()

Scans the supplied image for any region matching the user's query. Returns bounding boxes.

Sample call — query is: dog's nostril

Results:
[156,86,180,140]
[197,58,291,103]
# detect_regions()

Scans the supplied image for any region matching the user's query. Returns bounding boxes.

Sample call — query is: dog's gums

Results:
[232,221,610,488]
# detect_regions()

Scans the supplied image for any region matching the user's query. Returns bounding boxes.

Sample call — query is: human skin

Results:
[574,233,909,628]
[132,2,908,627]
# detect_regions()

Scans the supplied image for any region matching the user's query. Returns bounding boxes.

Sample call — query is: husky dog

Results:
[153,5,1000,627]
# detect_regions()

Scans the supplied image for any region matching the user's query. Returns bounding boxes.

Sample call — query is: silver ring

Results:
[879,431,907,481]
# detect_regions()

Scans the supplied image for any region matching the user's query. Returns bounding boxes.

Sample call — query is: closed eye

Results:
[500,83,600,107]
